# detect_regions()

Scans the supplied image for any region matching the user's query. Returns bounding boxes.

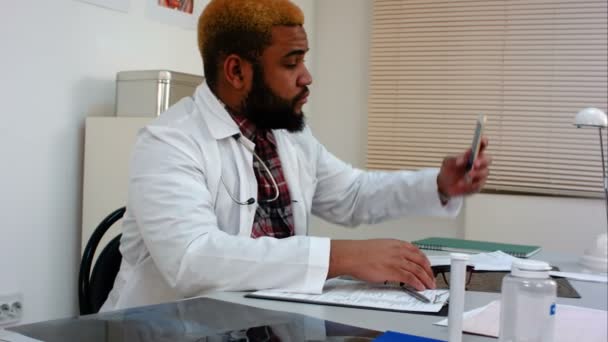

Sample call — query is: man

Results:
[102,0,491,311]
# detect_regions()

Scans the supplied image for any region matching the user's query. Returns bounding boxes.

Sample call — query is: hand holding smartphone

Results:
[466,115,487,172]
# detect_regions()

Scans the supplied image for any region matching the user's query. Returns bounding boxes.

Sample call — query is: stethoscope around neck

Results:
[220,133,280,205]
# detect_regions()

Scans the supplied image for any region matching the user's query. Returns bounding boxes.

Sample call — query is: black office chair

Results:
[78,206,126,315]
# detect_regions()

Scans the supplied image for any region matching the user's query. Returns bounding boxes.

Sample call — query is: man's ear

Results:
[223,54,252,90]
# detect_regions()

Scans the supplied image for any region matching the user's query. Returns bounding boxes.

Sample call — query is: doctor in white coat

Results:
[102,0,491,311]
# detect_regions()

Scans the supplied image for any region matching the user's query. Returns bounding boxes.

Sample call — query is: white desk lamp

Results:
[574,107,608,273]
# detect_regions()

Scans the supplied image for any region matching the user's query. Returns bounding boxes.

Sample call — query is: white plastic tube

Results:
[448,253,469,342]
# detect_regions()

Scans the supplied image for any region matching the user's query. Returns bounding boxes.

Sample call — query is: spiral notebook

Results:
[413,237,541,258]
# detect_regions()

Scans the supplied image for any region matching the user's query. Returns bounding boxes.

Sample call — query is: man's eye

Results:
[285,60,298,67]
[285,59,305,69]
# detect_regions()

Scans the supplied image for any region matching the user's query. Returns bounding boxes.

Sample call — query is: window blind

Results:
[368,0,608,198]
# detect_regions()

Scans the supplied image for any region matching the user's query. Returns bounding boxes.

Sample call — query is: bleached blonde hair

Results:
[198,0,304,89]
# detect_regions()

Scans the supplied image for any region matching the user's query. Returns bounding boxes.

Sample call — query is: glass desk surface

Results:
[8,296,381,342]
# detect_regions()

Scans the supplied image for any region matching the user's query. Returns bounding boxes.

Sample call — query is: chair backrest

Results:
[78,207,126,315]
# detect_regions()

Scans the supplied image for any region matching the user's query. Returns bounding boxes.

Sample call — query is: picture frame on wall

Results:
[147,0,209,29]
[158,0,194,14]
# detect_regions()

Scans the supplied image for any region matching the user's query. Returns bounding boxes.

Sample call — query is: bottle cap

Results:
[511,259,551,278]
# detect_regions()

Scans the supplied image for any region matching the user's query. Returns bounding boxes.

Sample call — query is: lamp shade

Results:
[574,107,608,128]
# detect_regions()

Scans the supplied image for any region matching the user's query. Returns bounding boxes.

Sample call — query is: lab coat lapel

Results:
[274,131,308,236]
[232,136,257,237]
[194,82,256,237]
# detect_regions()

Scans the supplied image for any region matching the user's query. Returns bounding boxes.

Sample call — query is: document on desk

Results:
[434,300,608,342]
[429,251,519,271]
[246,279,449,313]
[549,271,608,283]
[430,252,608,282]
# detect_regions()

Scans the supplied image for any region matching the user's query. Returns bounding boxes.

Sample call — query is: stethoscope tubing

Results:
[220,134,280,205]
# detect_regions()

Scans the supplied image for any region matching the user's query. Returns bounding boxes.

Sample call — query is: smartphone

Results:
[466,115,487,171]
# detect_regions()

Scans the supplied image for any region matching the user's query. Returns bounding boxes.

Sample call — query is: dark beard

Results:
[241,63,307,133]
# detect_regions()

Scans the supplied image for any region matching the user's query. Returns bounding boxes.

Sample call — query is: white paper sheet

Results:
[468,251,519,271]
[249,279,449,313]
[429,251,520,271]
[549,271,608,283]
[428,255,451,267]
[434,301,608,342]
[430,252,608,282]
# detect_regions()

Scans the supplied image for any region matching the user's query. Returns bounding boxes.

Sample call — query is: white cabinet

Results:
[81,117,152,256]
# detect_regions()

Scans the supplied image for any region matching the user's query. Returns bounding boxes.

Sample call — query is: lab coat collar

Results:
[193,81,240,141]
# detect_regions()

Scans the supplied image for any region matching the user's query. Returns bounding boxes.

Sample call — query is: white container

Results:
[115,70,204,117]
[499,259,557,342]
[448,253,469,342]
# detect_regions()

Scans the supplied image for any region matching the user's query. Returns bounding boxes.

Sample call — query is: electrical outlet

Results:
[0,293,23,326]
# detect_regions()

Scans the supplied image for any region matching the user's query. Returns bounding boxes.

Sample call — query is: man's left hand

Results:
[437,136,491,198]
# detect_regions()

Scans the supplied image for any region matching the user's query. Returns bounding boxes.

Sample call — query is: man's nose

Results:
[297,66,313,87]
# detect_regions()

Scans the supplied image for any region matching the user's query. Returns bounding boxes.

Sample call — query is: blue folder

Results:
[374,331,446,342]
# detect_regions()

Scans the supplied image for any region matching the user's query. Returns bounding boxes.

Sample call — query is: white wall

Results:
[0,0,200,325]
[0,0,315,324]
[308,0,464,241]
[465,194,606,255]
[310,0,606,256]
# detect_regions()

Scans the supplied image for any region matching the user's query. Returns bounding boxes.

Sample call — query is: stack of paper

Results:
[434,301,607,342]
[248,279,449,313]
[428,251,608,283]
[428,251,517,271]
[548,271,608,283]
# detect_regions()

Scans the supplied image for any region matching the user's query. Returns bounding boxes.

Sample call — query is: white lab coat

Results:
[101,82,462,311]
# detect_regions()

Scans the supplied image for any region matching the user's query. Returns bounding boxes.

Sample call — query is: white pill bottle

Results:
[499,259,557,342]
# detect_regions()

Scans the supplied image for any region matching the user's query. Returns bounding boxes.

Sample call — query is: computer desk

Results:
[205,251,607,341]
[7,251,606,342]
